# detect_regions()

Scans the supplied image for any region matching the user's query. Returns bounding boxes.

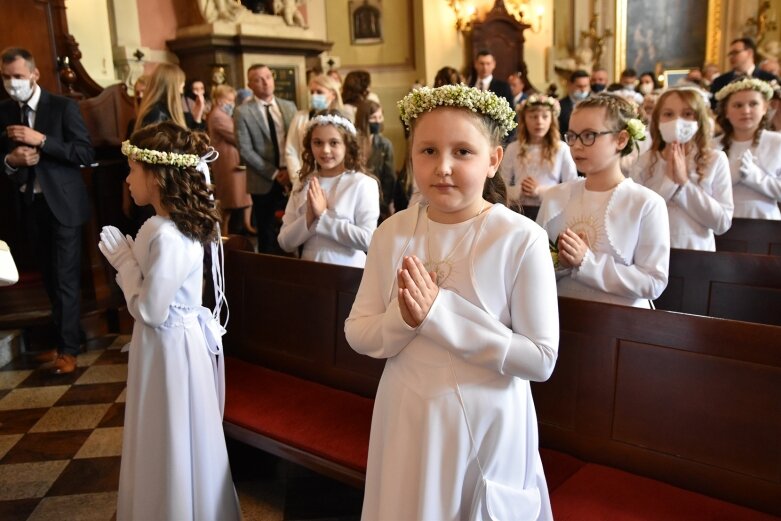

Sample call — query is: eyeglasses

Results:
[564,130,616,147]
[727,48,747,57]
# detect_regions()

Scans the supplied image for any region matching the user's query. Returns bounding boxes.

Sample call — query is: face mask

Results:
[658,118,699,144]
[638,83,654,95]
[369,122,381,135]
[622,82,636,91]
[311,93,329,110]
[591,83,606,93]
[572,90,590,101]
[3,77,34,102]
[221,103,234,117]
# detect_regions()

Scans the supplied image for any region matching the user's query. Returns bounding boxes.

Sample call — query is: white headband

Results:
[306,114,357,136]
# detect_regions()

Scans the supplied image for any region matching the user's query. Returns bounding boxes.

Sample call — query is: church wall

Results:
[64,0,117,86]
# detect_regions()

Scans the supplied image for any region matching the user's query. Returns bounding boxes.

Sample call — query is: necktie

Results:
[21,104,35,205]
[265,103,281,168]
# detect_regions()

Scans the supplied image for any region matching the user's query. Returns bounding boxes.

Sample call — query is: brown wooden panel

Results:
[716,218,781,256]
[709,283,781,325]
[612,340,781,481]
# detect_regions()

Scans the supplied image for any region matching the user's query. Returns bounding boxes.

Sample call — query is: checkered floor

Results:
[0,333,362,521]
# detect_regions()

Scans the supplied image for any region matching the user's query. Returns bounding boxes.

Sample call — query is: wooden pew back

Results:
[716,218,781,256]
[655,249,781,326]
[223,250,385,398]
[533,297,781,515]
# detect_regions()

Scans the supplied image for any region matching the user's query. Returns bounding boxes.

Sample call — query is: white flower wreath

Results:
[714,77,775,102]
[306,114,357,136]
[521,93,561,117]
[121,141,200,168]
[398,85,518,137]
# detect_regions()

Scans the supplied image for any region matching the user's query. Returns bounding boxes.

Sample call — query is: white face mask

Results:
[638,83,654,95]
[3,77,34,103]
[658,118,699,144]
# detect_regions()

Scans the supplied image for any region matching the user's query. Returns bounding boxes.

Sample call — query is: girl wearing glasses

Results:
[498,94,577,213]
[630,88,733,251]
[537,93,670,308]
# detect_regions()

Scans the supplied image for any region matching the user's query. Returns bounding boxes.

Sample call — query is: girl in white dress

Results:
[99,121,240,521]
[538,93,670,308]
[499,93,577,210]
[345,85,559,520]
[713,77,781,220]
[278,110,379,267]
[631,88,733,250]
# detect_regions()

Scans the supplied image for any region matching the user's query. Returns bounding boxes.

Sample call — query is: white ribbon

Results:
[198,306,226,417]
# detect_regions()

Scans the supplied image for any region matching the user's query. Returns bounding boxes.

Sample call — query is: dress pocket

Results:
[471,478,541,520]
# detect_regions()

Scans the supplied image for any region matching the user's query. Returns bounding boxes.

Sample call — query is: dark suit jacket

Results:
[470,78,514,107]
[558,96,575,136]
[234,97,297,195]
[710,68,779,108]
[0,89,93,227]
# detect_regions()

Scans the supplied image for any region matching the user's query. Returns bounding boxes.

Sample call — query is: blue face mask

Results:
[369,122,382,135]
[311,93,329,110]
[222,103,234,117]
[572,90,590,101]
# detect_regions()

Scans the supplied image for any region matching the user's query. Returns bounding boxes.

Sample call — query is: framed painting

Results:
[349,0,383,45]
[615,0,722,75]
[663,69,691,87]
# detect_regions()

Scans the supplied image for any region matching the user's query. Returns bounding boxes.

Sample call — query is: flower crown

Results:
[121,141,200,168]
[398,85,518,137]
[625,118,647,142]
[521,94,561,117]
[306,114,357,136]
[715,77,775,102]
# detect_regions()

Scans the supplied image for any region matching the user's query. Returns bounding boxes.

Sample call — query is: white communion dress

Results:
[346,203,559,521]
[115,216,240,521]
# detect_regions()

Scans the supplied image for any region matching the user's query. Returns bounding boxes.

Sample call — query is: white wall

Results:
[65,0,118,86]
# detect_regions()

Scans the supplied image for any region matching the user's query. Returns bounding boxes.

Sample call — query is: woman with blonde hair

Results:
[134,63,205,133]
[285,73,344,188]
[207,84,255,234]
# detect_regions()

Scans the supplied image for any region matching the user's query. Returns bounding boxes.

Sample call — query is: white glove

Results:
[739,149,762,181]
[98,226,134,270]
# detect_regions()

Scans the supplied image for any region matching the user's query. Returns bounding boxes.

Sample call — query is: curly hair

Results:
[515,103,561,165]
[572,92,640,157]
[647,89,715,184]
[297,109,366,191]
[128,121,221,244]
[433,66,464,87]
[716,85,768,156]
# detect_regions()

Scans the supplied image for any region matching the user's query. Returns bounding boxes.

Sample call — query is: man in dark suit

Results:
[1,47,93,374]
[469,50,514,106]
[558,69,591,137]
[710,38,778,107]
[235,64,297,254]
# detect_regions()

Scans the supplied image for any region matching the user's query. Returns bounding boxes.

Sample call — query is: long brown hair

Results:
[648,89,714,183]
[134,63,187,133]
[128,121,221,243]
[515,103,561,165]
[716,84,768,156]
[297,109,366,191]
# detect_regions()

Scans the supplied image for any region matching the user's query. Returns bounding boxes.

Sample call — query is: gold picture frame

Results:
[615,0,722,74]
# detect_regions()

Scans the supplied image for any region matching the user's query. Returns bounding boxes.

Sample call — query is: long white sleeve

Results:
[416,230,558,381]
[674,154,733,234]
[573,196,670,300]
[740,162,781,200]
[277,188,314,252]
[314,175,379,251]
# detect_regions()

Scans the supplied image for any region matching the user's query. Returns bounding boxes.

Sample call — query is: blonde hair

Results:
[515,104,561,165]
[212,84,236,103]
[309,74,344,110]
[134,63,187,133]
[648,89,714,183]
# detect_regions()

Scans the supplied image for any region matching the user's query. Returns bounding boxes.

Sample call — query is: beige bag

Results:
[0,240,19,286]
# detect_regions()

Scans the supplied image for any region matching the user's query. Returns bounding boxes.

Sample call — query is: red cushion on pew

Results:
[224,356,374,473]
[539,448,586,493]
[551,463,777,521]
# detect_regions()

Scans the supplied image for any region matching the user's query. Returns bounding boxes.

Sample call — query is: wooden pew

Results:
[716,217,781,256]
[533,297,781,517]
[222,252,781,517]
[654,248,781,326]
